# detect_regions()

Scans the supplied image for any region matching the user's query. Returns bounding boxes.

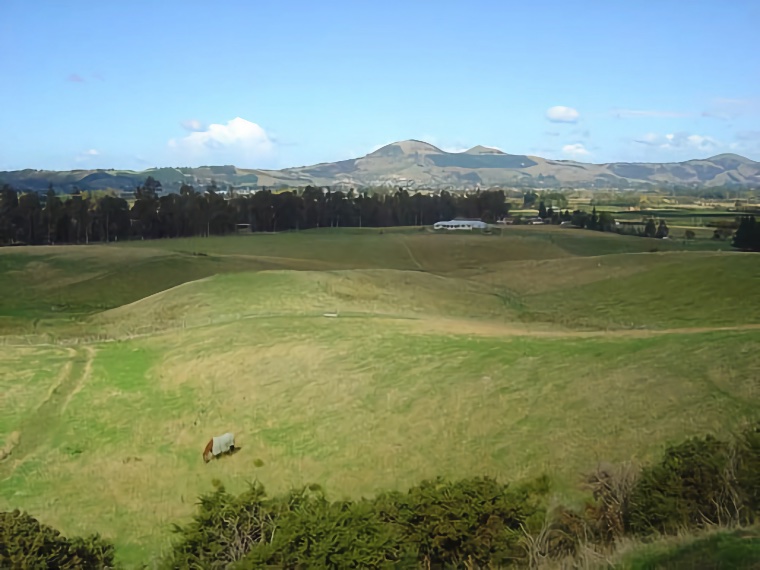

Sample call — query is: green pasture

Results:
[2,320,758,566]
[0,226,758,567]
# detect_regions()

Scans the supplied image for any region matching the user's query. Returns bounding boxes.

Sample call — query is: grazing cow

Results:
[203,432,236,463]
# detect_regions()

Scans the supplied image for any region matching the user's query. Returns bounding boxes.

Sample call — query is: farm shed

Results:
[433,218,488,231]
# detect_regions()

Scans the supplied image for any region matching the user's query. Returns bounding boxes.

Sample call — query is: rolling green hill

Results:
[0,228,758,567]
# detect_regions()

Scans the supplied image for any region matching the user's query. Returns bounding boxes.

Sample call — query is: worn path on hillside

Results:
[3,313,759,351]
[0,346,95,478]
[403,318,760,339]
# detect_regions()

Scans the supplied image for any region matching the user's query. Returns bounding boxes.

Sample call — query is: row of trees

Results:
[2,180,756,248]
[0,180,511,245]
[3,423,758,568]
[529,202,672,239]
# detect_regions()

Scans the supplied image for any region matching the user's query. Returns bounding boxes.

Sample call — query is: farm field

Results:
[1,226,758,567]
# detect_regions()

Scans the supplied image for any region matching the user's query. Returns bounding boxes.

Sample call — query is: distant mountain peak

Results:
[368,140,444,157]
[464,145,506,155]
[706,153,756,164]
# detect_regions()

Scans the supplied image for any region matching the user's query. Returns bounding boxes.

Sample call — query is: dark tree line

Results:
[529,201,671,239]
[0,179,511,245]
[733,216,760,251]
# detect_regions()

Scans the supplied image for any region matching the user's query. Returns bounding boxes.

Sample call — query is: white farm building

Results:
[433,218,488,231]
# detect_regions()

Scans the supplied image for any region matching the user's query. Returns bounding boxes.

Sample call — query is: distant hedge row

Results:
[2,422,758,569]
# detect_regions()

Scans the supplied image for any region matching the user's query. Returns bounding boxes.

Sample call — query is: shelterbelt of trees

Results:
[1,178,759,250]
[0,178,510,245]
[2,423,759,569]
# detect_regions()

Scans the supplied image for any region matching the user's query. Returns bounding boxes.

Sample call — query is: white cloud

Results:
[181,119,206,132]
[562,143,590,158]
[545,106,580,123]
[634,132,719,151]
[684,134,717,149]
[168,117,275,166]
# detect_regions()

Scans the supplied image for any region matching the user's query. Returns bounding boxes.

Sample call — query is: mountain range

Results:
[2,140,759,193]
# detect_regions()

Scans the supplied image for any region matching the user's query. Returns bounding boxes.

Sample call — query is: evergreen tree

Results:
[587,206,599,230]
[733,215,760,251]
[644,218,657,238]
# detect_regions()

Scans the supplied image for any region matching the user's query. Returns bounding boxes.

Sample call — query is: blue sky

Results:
[1,0,758,171]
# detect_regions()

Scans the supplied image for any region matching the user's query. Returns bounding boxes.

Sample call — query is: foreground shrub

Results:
[238,497,416,569]
[375,476,548,568]
[163,480,284,569]
[0,509,115,569]
[164,476,548,569]
[737,422,760,520]
[628,435,740,534]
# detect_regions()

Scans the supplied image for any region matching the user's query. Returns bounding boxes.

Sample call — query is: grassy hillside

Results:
[618,526,760,569]
[0,228,757,567]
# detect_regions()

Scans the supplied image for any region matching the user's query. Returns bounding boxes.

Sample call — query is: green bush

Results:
[163,476,548,569]
[238,497,416,569]
[375,476,547,568]
[0,509,115,569]
[737,422,760,520]
[628,435,737,535]
[162,480,283,569]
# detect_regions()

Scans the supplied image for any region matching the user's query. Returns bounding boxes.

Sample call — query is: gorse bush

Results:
[548,422,760,563]
[164,476,549,569]
[737,422,760,519]
[592,422,760,538]
[0,509,115,569]
[627,435,732,534]
[627,425,760,536]
[238,495,417,569]
[161,480,282,569]
[374,476,549,568]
